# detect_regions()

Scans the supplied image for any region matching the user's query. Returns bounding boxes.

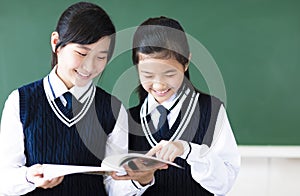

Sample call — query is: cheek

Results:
[170,75,184,89]
[93,62,107,75]
[96,65,105,73]
[61,54,82,70]
[139,76,150,87]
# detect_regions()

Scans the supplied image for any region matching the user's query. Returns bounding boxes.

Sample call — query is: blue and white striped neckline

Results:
[140,85,200,147]
[43,75,96,127]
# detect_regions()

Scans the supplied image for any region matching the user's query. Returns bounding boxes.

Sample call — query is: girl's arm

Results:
[152,105,240,196]
[0,90,36,195]
[104,104,153,195]
[184,105,240,195]
[0,90,64,195]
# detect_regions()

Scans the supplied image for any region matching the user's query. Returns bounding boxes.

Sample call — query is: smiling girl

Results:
[0,2,148,196]
[126,16,241,196]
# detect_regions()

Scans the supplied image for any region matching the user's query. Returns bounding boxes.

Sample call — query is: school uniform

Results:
[0,66,151,196]
[128,83,240,196]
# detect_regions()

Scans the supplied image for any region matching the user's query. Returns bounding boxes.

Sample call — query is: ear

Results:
[184,53,192,71]
[50,31,60,53]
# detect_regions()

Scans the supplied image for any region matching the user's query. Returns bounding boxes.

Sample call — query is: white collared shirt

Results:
[0,67,150,196]
[144,93,241,196]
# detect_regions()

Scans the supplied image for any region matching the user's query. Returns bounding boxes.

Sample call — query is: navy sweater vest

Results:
[128,93,221,196]
[19,79,121,196]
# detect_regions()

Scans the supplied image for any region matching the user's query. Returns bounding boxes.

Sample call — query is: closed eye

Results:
[165,74,176,77]
[97,56,107,60]
[143,75,153,78]
[76,51,87,56]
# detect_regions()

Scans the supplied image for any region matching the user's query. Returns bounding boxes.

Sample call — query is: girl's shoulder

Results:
[197,90,223,106]
[128,103,143,122]
[94,86,120,102]
[18,79,43,91]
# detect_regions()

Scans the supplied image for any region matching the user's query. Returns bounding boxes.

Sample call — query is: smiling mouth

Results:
[76,70,91,78]
[153,88,170,96]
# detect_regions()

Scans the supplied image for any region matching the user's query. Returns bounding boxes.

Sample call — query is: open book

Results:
[43,153,182,180]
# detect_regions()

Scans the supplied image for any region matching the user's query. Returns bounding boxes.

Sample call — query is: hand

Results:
[111,159,166,186]
[146,140,184,162]
[26,164,64,189]
[111,167,153,185]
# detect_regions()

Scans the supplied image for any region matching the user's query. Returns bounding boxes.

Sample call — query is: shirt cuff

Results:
[178,140,191,159]
[131,177,155,190]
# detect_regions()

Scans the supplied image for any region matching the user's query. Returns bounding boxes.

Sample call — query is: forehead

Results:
[74,36,111,53]
[138,57,184,72]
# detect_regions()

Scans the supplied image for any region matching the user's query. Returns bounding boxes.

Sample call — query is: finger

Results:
[156,144,170,160]
[40,177,63,189]
[146,140,169,156]
[169,150,179,162]
[146,145,162,156]
[111,172,131,180]
[54,176,64,186]
[160,164,169,170]
[159,143,179,161]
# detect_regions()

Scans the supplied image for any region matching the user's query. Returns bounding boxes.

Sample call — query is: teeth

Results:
[156,89,168,94]
[77,70,90,77]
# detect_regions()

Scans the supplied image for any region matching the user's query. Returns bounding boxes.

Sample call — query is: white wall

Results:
[228,146,300,196]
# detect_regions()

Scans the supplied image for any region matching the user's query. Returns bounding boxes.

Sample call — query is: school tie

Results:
[62,92,73,119]
[156,105,170,140]
[63,92,72,111]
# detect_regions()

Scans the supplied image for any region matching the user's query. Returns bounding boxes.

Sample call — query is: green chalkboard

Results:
[0,0,299,145]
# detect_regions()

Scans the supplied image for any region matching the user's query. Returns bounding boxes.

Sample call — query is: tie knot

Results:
[156,105,169,116]
[156,105,170,118]
[63,92,72,110]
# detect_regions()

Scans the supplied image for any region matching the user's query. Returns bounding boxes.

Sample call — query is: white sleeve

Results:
[104,104,152,196]
[0,90,36,195]
[186,105,241,196]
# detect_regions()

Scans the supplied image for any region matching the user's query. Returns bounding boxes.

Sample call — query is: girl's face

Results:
[52,33,111,89]
[138,54,187,104]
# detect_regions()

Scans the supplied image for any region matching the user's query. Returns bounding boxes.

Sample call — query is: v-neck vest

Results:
[18,79,121,196]
[128,92,222,196]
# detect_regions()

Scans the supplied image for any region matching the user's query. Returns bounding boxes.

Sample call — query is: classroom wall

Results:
[1,0,299,145]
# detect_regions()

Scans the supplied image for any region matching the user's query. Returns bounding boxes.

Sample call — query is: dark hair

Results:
[132,16,191,102]
[51,2,116,68]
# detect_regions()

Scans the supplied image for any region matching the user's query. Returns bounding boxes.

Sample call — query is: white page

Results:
[42,164,117,180]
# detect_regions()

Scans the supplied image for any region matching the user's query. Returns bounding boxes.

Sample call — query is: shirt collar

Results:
[44,66,93,104]
[146,93,177,116]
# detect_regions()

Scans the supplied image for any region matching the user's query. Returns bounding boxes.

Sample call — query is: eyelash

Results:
[76,51,107,60]
[76,51,87,56]
[143,74,175,79]
[166,74,175,77]
[97,57,106,60]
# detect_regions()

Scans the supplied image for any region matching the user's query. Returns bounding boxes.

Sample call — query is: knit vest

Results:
[19,79,121,196]
[128,93,221,196]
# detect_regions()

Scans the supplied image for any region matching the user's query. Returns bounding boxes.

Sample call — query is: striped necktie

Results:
[61,92,73,119]
[156,105,170,140]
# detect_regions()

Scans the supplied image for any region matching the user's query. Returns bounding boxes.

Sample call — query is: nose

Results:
[152,79,167,90]
[81,55,97,72]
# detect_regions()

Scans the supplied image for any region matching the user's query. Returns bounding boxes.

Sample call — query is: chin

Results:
[75,81,89,87]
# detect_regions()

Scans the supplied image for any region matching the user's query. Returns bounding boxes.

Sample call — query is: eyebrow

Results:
[77,45,109,54]
[140,70,177,74]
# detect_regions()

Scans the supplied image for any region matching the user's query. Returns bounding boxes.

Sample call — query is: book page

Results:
[42,164,119,180]
[42,153,182,179]
[102,153,183,171]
